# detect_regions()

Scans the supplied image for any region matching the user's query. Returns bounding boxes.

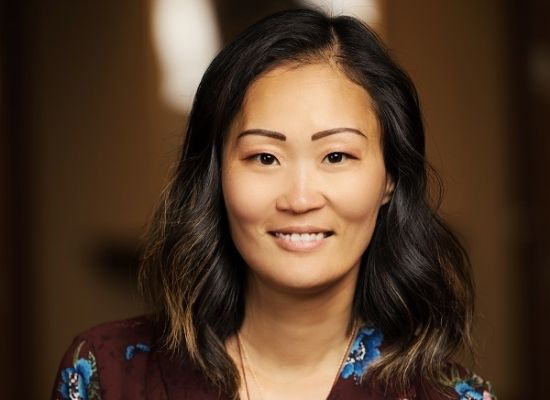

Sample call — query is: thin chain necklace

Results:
[236,322,358,400]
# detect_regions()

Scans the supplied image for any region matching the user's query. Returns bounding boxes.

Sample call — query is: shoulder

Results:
[418,362,497,400]
[51,315,161,400]
[340,326,496,400]
[72,315,156,355]
[70,315,158,367]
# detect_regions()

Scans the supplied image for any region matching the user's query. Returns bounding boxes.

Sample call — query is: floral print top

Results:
[51,316,496,400]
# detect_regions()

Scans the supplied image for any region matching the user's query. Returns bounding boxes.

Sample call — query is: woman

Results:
[52,9,496,400]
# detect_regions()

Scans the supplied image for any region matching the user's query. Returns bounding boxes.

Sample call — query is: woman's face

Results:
[222,63,393,294]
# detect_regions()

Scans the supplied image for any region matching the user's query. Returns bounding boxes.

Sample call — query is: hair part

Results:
[139,8,475,397]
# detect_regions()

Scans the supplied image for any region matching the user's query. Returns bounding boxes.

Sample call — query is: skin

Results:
[222,63,394,400]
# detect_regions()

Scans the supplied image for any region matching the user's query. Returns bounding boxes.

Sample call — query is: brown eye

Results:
[253,153,279,165]
[324,152,346,164]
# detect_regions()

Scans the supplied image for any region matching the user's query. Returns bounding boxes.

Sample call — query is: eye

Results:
[323,152,353,164]
[251,153,279,165]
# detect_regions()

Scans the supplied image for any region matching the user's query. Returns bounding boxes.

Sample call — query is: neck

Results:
[239,269,359,371]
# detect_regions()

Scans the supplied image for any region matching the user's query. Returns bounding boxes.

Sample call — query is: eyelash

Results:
[247,152,356,166]
[249,153,279,165]
[323,152,356,164]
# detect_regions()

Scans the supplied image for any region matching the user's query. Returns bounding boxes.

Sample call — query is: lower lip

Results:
[271,233,331,252]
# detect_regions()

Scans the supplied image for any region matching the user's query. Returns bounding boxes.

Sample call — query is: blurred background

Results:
[1,0,549,398]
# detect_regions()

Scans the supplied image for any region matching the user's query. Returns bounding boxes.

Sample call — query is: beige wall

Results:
[386,1,520,397]
[27,1,182,395]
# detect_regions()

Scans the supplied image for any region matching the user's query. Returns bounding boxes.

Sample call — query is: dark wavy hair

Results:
[139,8,474,397]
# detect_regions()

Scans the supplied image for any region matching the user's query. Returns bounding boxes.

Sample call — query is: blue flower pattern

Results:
[125,343,151,360]
[442,365,497,400]
[58,341,101,400]
[455,382,484,400]
[340,326,383,383]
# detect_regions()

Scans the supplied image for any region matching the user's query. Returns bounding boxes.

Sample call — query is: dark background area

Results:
[1,1,549,398]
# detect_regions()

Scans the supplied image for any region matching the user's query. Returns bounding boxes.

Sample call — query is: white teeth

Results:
[275,232,325,242]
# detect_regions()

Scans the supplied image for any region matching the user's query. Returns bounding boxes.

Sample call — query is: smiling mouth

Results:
[269,231,334,242]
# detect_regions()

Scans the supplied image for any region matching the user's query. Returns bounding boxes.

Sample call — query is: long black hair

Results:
[140,8,474,397]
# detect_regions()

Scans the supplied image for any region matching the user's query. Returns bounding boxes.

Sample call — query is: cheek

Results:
[327,168,387,253]
[329,169,387,221]
[222,168,272,234]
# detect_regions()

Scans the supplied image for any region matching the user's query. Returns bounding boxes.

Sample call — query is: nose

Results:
[275,164,326,214]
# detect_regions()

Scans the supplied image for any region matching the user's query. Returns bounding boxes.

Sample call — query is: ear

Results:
[381,174,395,205]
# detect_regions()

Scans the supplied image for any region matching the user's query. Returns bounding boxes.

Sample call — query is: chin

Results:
[252,264,357,296]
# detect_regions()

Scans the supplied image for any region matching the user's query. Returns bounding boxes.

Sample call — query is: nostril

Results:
[275,193,326,213]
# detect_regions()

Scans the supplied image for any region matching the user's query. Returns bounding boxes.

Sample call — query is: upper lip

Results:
[268,226,334,234]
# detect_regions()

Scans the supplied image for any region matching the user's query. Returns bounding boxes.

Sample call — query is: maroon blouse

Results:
[51,316,496,400]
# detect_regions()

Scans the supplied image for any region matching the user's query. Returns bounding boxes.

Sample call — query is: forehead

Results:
[230,63,379,137]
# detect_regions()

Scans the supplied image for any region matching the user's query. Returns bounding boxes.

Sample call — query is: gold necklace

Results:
[237,322,358,400]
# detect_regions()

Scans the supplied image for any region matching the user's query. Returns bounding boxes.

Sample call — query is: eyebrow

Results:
[237,129,286,141]
[311,127,367,140]
[236,127,367,142]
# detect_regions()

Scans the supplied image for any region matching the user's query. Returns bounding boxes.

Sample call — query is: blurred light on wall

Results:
[151,0,221,112]
[529,44,550,95]
[297,0,380,26]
